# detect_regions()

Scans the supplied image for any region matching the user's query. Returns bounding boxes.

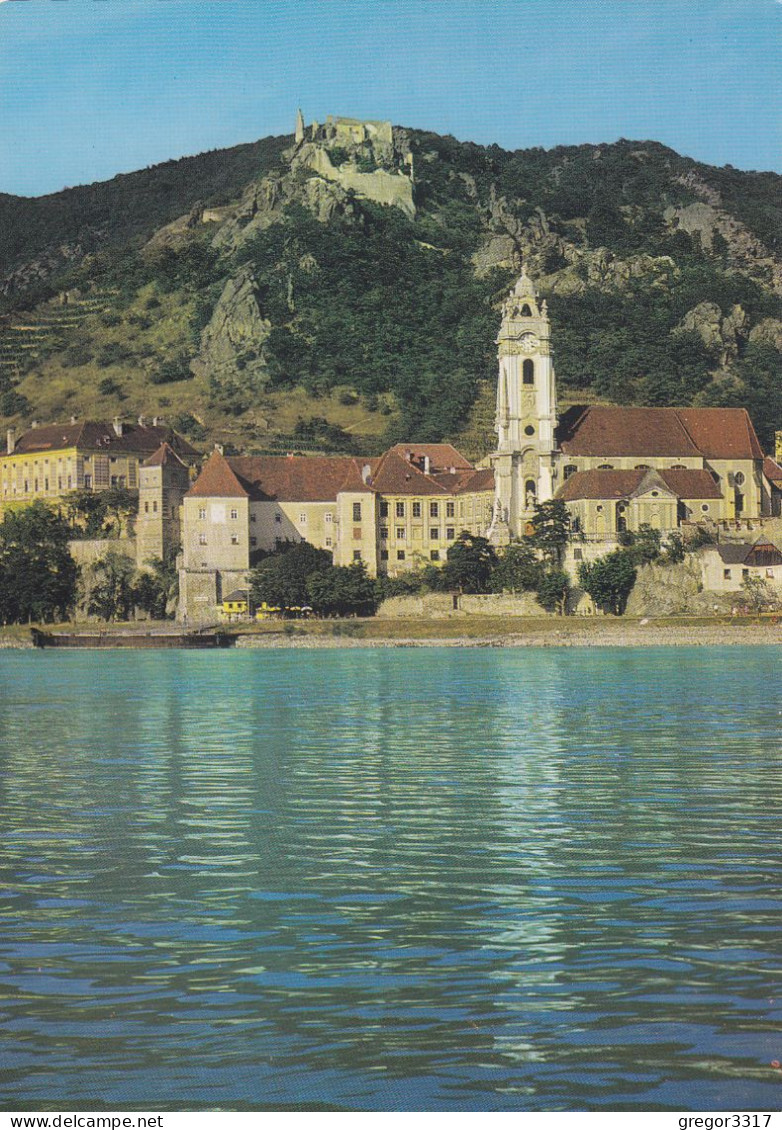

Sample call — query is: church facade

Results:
[177,271,776,619]
[488,271,769,542]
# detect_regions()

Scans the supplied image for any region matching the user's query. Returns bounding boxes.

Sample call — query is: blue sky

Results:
[1,0,780,198]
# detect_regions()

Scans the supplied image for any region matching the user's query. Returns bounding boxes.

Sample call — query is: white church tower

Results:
[489,270,558,542]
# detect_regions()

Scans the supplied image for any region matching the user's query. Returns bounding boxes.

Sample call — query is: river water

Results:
[0,647,780,1112]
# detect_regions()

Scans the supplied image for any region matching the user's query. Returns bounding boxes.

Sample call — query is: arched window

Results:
[523,359,534,385]
[564,465,577,480]
[598,464,614,470]
[520,304,532,317]
[634,464,651,470]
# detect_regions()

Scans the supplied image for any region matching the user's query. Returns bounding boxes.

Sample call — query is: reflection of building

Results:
[488,271,773,542]
[1,418,198,514]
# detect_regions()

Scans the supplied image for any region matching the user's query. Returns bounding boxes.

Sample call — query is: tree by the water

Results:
[0,502,78,623]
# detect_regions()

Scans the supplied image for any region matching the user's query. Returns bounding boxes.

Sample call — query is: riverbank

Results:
[2,616,780,649]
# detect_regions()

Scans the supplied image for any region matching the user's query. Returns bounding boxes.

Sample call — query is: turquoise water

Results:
[0,647,780,1112]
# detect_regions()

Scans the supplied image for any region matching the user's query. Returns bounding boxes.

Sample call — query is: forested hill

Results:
[1,123,779,456]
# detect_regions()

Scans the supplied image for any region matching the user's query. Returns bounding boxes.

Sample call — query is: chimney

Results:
[423,455,430,475]
[138,415,145,427]
[152,416,159,427]
[362,463,371,484]
[112,417,123,437]
[214,443,224,456]
[6,428,16,455]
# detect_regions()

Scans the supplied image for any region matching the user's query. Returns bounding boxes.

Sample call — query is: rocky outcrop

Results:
[625,557,732,617]
[677,301,747,365]
[665,196,782,294]
[193,267,271,391]
[748,317,782,351]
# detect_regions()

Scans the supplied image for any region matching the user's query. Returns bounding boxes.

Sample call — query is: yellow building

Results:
[1,417,198,515]
[178,443,495,620]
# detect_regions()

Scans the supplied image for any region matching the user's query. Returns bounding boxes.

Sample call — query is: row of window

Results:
[380,501,456,519]
[380,549,442,562]
[380,526,457,541]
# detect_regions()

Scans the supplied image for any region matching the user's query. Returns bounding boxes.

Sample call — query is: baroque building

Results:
[177,270,777,620]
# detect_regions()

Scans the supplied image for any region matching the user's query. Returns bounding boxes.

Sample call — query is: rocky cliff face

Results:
[193,266,271,394]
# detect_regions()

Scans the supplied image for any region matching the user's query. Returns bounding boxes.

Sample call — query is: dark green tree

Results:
[442,532,497,593]
[529,500,571,562]
[0,502,78,623]
[536,568,571,615]
[87,550,136,621]
[578,550,637,615]
[306,562,377,616]
[490,540,542,592]
[249,541,332,613]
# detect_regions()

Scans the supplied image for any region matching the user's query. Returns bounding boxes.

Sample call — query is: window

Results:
[380,549,389,561]
[671,464,686,470]
[430,527,439,540]
[701,504,710,513]
[574,548,583,561]
[230,508,238,520]
[564,465,577,480]
[524,425,535,436]
[352,502,362,522]
[250,512,257,523]
[723,569,731,580]
[396,550,406,561]
[635,464,651,471]
[596,504,603,513]
[250,537,257,547]
[396,502,405,518]
[353,527,362,540]
[275,512,282,523]
[734,471,745,486]
[429,502,439,518]
[430,550,440,561]
[110,476,118,487]
[446,527,455,540]
[231,534,239,545]
[84,475,92,489]
[396,526,405,539]
[380,502,389,518]
[353,550,362,562]
[199,533,208,545]
[520,304,532,317]
[446,502,455,517]
[380,527,389,540]
[300,513,307,524]
[742,568,749,579]
[152,501,158,513]
[144,502,149,514]
[523,359,534,385]
[412,502,421,518]
[198,507,206,520]
[325,537,333,548]
[598,464,614,470]
[325,512,333,524]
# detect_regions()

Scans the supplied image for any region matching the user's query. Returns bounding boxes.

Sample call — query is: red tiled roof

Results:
[387,443,473,472]
[432,467,495,494]
[658,469,723,499]
[218,454,375,502]
[763,456,782,483]
[12,420,199,461]
[557,405,764,461]
[675,408,764,461]
[370,449,447,496]
[187,451,250,499]
[142,442,188,469]
[556,467,722,502]
[557,406,701,458]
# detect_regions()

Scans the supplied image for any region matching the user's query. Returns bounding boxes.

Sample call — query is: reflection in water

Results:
[0,647,780,1111]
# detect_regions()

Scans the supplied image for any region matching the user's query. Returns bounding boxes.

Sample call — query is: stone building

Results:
[177,270,778,620]
[487,271,773,540]
[135,442,192,568]
[0,418,198,516]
